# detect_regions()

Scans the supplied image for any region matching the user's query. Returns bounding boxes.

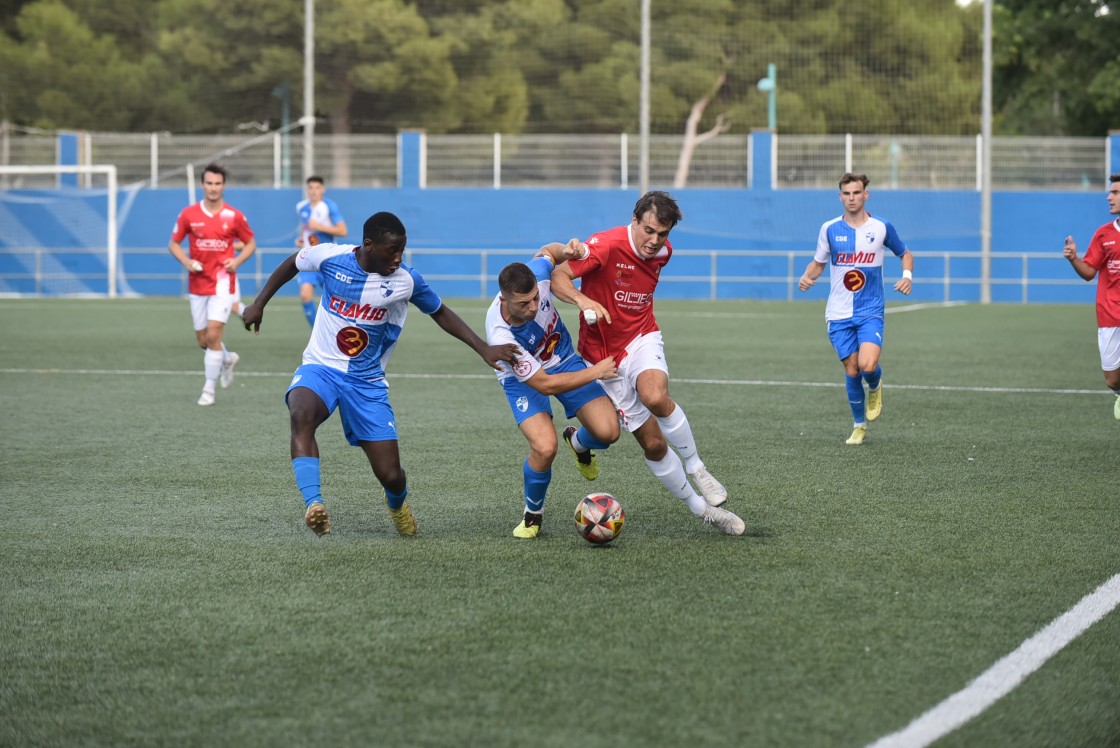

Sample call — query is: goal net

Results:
[0,165,123,298]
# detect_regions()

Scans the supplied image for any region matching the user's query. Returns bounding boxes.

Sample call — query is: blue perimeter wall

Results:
[1,182,1110,302]
[108,185,1108,303]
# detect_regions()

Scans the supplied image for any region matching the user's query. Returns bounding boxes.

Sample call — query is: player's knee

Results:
[596,421,621,445]
[530,441,558,465]
[1104,369,1120,390]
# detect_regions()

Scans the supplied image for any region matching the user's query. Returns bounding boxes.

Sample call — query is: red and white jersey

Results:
[170,202,255,296]
[565,224,671,364]
[1084,218,1120,327]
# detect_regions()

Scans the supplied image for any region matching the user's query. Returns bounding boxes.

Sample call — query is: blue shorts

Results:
[826,316,885,360]
[501,356,608,426]
[297,271,321,289]
[286,364,397,445]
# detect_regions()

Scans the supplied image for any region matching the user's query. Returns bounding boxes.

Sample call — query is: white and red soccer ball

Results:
[574,493,625,544]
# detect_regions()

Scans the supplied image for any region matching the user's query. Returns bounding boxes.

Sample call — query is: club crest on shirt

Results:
[843,268,867,292]
[381,281,393,297]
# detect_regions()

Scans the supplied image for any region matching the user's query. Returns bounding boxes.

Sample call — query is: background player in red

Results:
[1063,173,1120,420]
[550,191,746,536]
[168,163,257,406]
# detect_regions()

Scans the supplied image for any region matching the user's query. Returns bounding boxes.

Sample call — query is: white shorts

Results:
[599,331,670,433]
[1099,326,1120,371]
[189,293,235,331]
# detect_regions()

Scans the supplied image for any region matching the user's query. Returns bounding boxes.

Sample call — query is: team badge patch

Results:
[843,268,867,292]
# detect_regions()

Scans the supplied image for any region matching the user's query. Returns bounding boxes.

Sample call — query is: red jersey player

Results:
[168,163,257,406]
[1063,173,1120,420]
[551,191,746,535]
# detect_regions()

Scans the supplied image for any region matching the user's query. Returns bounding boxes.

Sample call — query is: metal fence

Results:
[0,245,1092,305]
[0,130,1110,191]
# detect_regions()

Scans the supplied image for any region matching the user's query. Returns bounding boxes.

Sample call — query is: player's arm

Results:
[430,303,519,371]
[536,238,588,264]
[1063,236,1098,281]
[242,253,299,333]
[550,260,612,325]
[893,250,914,295]
[798,259,827,291]
[523,356,617,396]
[227,237,257,272]
[167,226,202,273]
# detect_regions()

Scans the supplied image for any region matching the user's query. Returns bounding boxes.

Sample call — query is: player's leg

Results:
[857,319,885,421]
[190,296,222,405]
[514,412,558,538]
[1097,327,1120,419]
[830,320,866,444]
[502,380,554,537]
[560,377,620,482]
[285,369,337,536]
[630,335,727,506]
[298,273,318,327]
[339,381,415,536]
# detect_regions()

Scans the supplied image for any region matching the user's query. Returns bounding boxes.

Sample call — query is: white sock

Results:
[644,451,707,516]
[204,349,223,389]
[656,405,702,474]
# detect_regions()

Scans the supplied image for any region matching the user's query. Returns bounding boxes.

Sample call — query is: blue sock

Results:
[385,486,409,511]
[523,459,551,514]
[575,426,610,452]
[292,457,322,508]
[302,300,317,326]
[846,374,866,424]
[864,365,882,391]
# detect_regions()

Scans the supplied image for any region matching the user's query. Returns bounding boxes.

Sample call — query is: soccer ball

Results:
[574,493,625,544]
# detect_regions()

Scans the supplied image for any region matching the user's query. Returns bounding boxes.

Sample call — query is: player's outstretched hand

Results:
[483,343,520,371]
[242,303,263,334]
[592,356,618,380]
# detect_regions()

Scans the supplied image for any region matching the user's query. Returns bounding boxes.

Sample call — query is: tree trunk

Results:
[674,70,731,188]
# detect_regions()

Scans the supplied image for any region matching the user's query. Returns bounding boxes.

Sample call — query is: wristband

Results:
[902,269,913,280]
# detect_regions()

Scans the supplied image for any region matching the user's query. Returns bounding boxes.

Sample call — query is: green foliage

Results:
[993,0,1120,135]
[0,0,1109,136]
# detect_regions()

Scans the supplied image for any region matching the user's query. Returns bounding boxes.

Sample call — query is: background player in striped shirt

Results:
[1062,174,1120,420]
[167,162,257,406]
[242,212,518,538]
[294,176,348,327]
[798,173,914,445]
[551,191,746,536]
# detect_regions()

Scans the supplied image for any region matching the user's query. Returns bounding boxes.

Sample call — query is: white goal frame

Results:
[0,164,119,298]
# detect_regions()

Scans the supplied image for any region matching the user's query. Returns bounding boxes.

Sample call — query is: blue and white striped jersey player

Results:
[243,212,518,538]
[294,176,348,327]
[485,239,620,539]
[799,172,914,445]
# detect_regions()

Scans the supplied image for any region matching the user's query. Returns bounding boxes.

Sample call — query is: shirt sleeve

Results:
[883,221,908,257]
[565,234,605,279]
[1083,229,1105,270]
[170,210,189,243]
[813,223,831,264]
[407,266,443,315]
[234,212,255,244]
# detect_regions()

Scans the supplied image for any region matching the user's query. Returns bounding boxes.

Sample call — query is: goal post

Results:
[0,164,119,298]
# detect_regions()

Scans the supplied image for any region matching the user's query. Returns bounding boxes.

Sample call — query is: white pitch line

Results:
[867,572,1120,748]
[887,301,969,314]
[0,368,1106,396]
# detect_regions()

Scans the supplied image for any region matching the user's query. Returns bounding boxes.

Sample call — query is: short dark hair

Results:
[498,262,536,296]
[363,212,406,243]
[839,173,869,189]
[633,190,683,227]
[1110,174,1120,184]
[306,175,325,186]
[201,163,228,183]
